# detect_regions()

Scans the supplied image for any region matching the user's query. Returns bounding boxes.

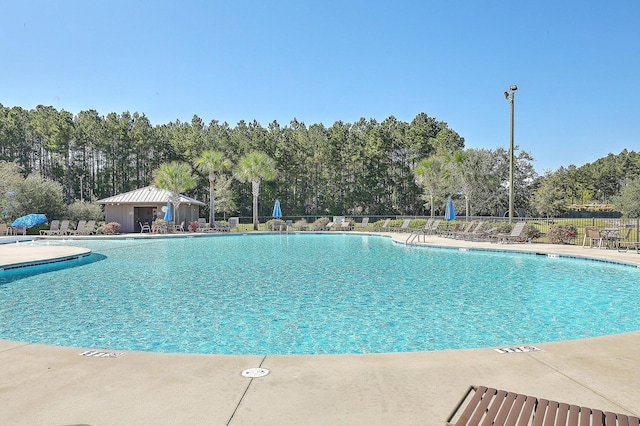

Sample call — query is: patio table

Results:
[601,227,621,249]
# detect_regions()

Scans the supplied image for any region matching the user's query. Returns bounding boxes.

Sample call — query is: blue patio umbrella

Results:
[164,201,173,222]
[11,213,48,229]
[272,199,282,218]
[444,197,456,221]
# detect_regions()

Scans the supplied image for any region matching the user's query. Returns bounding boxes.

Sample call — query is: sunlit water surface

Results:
[1,234,639,355]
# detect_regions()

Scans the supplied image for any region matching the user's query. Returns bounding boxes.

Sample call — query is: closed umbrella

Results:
[11,213,48,229]
[272,199,282,218]
[444,197,456,221]
[164,201,173,222]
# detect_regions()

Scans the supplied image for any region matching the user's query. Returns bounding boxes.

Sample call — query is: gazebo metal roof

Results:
[96,186,205,206]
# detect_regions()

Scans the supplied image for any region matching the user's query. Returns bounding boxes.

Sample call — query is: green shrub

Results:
[66,201,104,222]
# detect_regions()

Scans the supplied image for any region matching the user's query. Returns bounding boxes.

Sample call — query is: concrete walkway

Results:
[1,234,639,425]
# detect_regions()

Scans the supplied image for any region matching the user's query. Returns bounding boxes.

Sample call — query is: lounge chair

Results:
[396,219,411,232]
[447,385,639,425]
[40,220,61,235]
[458,221,484,240]
[582,226,603,248]
[341,220,354,231]
[357,217,370,230]
[324,221,336,231]
[491,221,527,243]
[196,218,211,232]
[375,219,391,231]
[228,217,239,232]
[82,220,96,235]
[70,220,87,235]
[58,220,71,235]
[450,221,475,239]
[426,219,442,235]
[212,221,230,232]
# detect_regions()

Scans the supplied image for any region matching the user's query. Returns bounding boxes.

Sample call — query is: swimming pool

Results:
[1,234,639,355]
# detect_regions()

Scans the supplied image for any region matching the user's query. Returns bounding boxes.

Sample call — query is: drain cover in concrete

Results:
[78,350,125,358]
[494,346,541,354]
[242,367,270,378]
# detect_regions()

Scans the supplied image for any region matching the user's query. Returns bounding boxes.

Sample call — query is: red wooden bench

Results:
[447,385,639,425]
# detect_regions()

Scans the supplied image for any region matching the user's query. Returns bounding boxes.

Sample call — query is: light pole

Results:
[504,84,518,222]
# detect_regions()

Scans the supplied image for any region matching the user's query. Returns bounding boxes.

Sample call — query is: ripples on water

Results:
[0,234,638,355]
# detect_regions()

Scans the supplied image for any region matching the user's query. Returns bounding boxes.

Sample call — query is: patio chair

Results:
[39,220,61,235]
[617,227,639,253]
[173,221,185,232]
[212,221,230,232]
[458,221,484,240]
[82,220,96,235]
[341,219,354,231]
[582,226,603,248]
[426,219,442,235]
[70,220,87,235]
[447,385,639,425]
[396,219,411,232]
[0,223,8,236]
[375,218,391,231]
[196,218,211,232]
[58,220,71,235]
[451,221,475,239]
[12,224,27,235]
[139,221,151,233]
[228,217,239,232]
[491,221,527,243]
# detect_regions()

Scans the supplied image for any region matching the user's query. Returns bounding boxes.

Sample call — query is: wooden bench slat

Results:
[502,393,529,425]
[516,396,537,426]
[494,392,519,424]
[591,409,604,425]
[454,386,489,425]
[468,387,498,424]
[542,400,559,426]
[481,389,508,426]
[555,402,570,425]
[617,414,630,426]
[568,405,580,424]
[532,399,548,426]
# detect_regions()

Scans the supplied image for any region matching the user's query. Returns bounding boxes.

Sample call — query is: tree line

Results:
[1,102,639,220]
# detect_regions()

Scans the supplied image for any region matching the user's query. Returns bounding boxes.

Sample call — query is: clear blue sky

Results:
[2,1,639,174]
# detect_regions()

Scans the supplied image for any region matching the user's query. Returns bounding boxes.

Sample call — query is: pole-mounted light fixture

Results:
[505,85,517,223]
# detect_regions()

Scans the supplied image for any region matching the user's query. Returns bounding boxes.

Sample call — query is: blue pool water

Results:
[1,234,639,355]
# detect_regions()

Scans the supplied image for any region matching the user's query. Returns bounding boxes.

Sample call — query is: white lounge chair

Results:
[40,220,61,235]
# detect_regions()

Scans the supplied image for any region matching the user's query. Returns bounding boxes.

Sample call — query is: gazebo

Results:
[96,186,205,233]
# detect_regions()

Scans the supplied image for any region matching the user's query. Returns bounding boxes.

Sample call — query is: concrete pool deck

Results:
[1,234,640,424]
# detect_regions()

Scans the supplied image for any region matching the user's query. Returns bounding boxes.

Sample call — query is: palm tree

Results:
[194,150,232,225]
[153,161,197,224]
[235,151,277,230]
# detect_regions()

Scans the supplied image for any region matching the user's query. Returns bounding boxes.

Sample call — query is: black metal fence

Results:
[229,215,640,244]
